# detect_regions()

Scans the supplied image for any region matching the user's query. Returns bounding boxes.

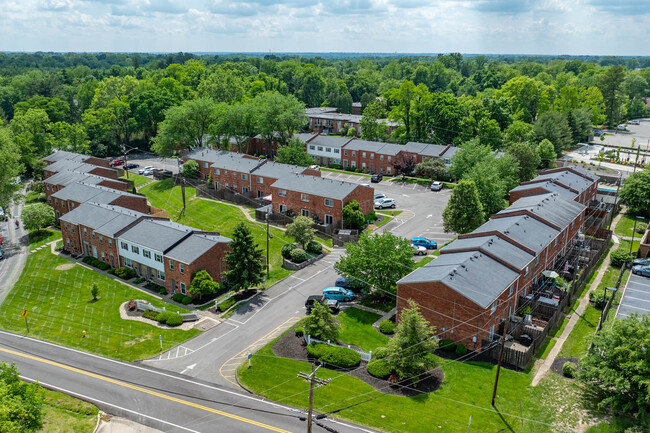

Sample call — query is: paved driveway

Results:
[616,272,650,319]
[320,171,455,245]
[0,195,28,305]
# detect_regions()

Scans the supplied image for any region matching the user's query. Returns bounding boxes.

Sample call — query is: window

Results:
[202,162,208,168]
[66,238,70,248]
[380,155,384,161]
[525,266,529,275]
[535,256,539,265]
[131,245,139,254]
[180,263,184,274]
[83,227,87,236]
[444,158,451,164]
[109,239,113,247]
[324,198,334,207]
[121,242,128,250]
[241,174,248,180]
[554,238,558,246]
[309,145,315,150]
[334,149,340,154]
[215,182,221,190]
[278,189,287,197]
[70,203,74,209]
[157,270,165,281]
[362,162,366,169]
[317,146,323,151]
[301,209,310,217]
[508,285,513,296]
[180,283,186,294]
[101,252,105,261]
[325,214,333,225]
[279,204,287,212]
[301,194,309,202]
[362,152,366,158]
[491,301,497,315]
[143,250,151,259]
[99,235,103,244]
[213,168,220,175]
[154,254,163,263]
[169,260,174,271]
[351,161,356,168]
[388,156,392,162]
[64,223,68,231]
[370,153,374,159]
[257,176,263,184]
[92,231,95,239]
[55,199,58,206]
[352,151,356,157]
[344,150,348,156]
[242,187,249,193]
[326,147,332,153]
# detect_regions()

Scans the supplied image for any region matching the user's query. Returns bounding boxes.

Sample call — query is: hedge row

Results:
[171,293,192,305]
[82,256,110,271]
[306,343,360,368]
[113,267,136,280]
[217,297,236,312]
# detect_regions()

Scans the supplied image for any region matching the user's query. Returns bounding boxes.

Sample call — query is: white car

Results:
[374,193,386,201]
[139,166,153,174]
[142,168,154,176]
[629,119,640,125]
[374,198,396,209]
[411,244,427,256]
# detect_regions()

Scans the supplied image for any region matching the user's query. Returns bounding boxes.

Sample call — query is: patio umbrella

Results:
[542,270,560,279]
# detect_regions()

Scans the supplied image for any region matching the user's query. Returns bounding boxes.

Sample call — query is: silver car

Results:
[374,198,396,209]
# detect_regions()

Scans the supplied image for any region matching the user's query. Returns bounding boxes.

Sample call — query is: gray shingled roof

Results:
[294,133,318,143]
[499,193,585,229]
[398,251,520,309]
[343,140,403,156]
[442,235,534,270]
[533,170,594,194]
[560,166,598,181]
[510,181,578,201]
[45,159,99,175]
[52,182,139,204]
[271,174,361,200]
[473,214,559,253]
[45,171,106,187]
[252,160,305,179]
[44,151,90,163]
[60,202,144,233]
[119,219,193,253]
[306,107,338,116]
[306,135,351,148]
[165,233,231,264]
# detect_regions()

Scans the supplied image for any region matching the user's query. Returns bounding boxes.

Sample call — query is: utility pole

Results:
[491,310,509,406]
[177,158,186,211]
[297,363,330,433]
[266,209,270,278]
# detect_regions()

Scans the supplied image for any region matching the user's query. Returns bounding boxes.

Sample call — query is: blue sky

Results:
[1,0,649,55]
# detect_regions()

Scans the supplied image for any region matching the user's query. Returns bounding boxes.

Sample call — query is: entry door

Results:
[110,254,115,268]
[84,242,90,256]
[92,246,98,259]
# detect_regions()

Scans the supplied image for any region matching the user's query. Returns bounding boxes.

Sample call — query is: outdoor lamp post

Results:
[630,216,646,255]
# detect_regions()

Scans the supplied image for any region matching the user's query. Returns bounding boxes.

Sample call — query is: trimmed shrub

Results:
[295,326,304,337]
[611,248,634,267]
[107,269,116,275]
[114,267,136,280]
[281,243,296,259]
[306,241,322,255]
[367,358,392,379]
[142,309,158,320]
[306,343,360,368]
[373,347,390,359]
[171,293,185,303]
[159,287,168,295]
[439,339,456,352]
[182,296,192,305]
[636,222,648,234]
[217,297,236,312]
[165,313,183,327]
[455,343,467,356]
[156,311,171,324]
[379,320,396,334]
[289,248,308,263]
[365,212,377,223]
[563,361,577,378]
[134,277,144,284]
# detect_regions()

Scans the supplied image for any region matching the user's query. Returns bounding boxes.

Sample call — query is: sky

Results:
[1,0,649,55]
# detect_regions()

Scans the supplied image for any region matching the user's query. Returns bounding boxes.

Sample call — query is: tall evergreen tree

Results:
[223,222,264,291]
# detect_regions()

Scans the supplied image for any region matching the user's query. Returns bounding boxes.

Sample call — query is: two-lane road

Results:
[0,330,374,433]
[0,197,28,305]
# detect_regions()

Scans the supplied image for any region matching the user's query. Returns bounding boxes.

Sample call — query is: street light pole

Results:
[266,209,270,279]
[630,216,645,255]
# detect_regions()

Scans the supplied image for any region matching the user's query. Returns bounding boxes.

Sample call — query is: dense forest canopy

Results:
[0,52,648,199]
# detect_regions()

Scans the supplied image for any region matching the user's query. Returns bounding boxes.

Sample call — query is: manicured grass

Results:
[376,210,403,217]
[389,176,430,186]
[28,228,62,250]
[121,173,151,188]
[617,239,641,254]
[337,307,388,352]
[372,214,392,229]
[140,179,294,285]
[0,249,200,361]
[614,213,643,237]
[39,387,99,432]
[357,292,395,312]
[239,330,583,433]
[551,317,569,338]
[595,267,628,294]
[24,190,45,205]
[557,303,601,358]
[415,255,435,268]
[535,337,556,360]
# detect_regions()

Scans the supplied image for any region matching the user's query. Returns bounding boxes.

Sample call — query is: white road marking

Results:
[180,363,197,375]
[426,214,432,219]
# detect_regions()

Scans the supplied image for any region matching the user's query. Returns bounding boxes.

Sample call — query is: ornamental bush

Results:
[156,311,171,324]
[114,267,136,280]
[217,297,235,312]
[165,313,183,327]
[306,241,323,255]
[171,293,184,303]
[610,248,634,267]
[289,248,308,263]
[281,243,296,259]
[455,343,467,356]
[295,326,304,337]
[306,343,360,368]
[439,339,456,352]
[372,346,390,359]
[142,309,158,320]
[367,358,392,379]
[182,296,192,305]
[636,222,648,234]
[379,320,396,334]
[563,361,577,378]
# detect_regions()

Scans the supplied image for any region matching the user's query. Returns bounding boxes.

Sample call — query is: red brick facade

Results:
[164,242,230,295]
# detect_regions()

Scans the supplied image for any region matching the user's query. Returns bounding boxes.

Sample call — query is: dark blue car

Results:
[411,237,437,249]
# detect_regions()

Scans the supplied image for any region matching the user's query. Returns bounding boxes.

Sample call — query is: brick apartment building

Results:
[50,182,149,220]
[397,166,599,349]
[509,166,599,206]
[305,107,398,137]
[60,202,231,295]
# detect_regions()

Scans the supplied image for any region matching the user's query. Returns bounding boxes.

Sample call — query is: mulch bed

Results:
[551,357,579,376]
[272,330,444,397]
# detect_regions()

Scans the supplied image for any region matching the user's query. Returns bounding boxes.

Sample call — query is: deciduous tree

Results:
[188,270,221,300]
[275,138,315,167]
[537,139,557,168]
[442,179,485,234]
[152,98,219,156]
[506,141,541,181]
[0,362,44,432]
[392,152,416,178]
[21,203,55,234]
[285,216,316,249]
[415,157,448,179]
[619,166,650,217]
[182,159,199,178]
[342,200,365,230]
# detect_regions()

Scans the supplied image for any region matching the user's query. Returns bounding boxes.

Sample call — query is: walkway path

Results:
[532,213,622,386]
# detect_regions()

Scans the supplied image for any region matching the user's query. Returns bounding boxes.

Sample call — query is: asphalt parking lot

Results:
[320,170,455,245]
[616,272,650,319]
[120,152,180,175]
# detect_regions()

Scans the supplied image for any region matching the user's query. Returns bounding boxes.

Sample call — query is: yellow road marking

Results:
[0,347,291,433]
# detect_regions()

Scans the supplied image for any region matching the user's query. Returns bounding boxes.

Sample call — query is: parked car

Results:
[142,168,154,176]
[430,181,443,191]
[632,265,650,277]
[360,183,370,188]
[335,277,367,293]
[109,158,125,167]
[323,287,355,302]
[139,165,154,174]
[593,129,603,136]
[124,163,139,170]
[0,247,4,260]
[305,295,340,314]
[374,193,386,201]
[0,207,5,221]
[633,258,650,266]
[411,237,437,249]
[411,244,427,256]
[374,198,396,209]
[371,173,383,183]
[629,119,640,125]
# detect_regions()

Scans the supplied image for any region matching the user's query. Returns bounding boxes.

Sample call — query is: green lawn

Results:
[28,228,62,250]
[614,213,646,237]
[239,329,583,433]
[24,190,45,205]
[121,173,151,188]
[376,210,403,217]
[337,308,389,352]
[557,304,601,358]
[39,387,99,432]
[551,317,569,338]
[535,337,556,360]
[0,249,200,361]
[415,255,435,268]
[140,179,294,285]
[617,239,641,254]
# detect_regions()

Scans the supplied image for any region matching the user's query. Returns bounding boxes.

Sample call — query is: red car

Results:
[109,158,125,167]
